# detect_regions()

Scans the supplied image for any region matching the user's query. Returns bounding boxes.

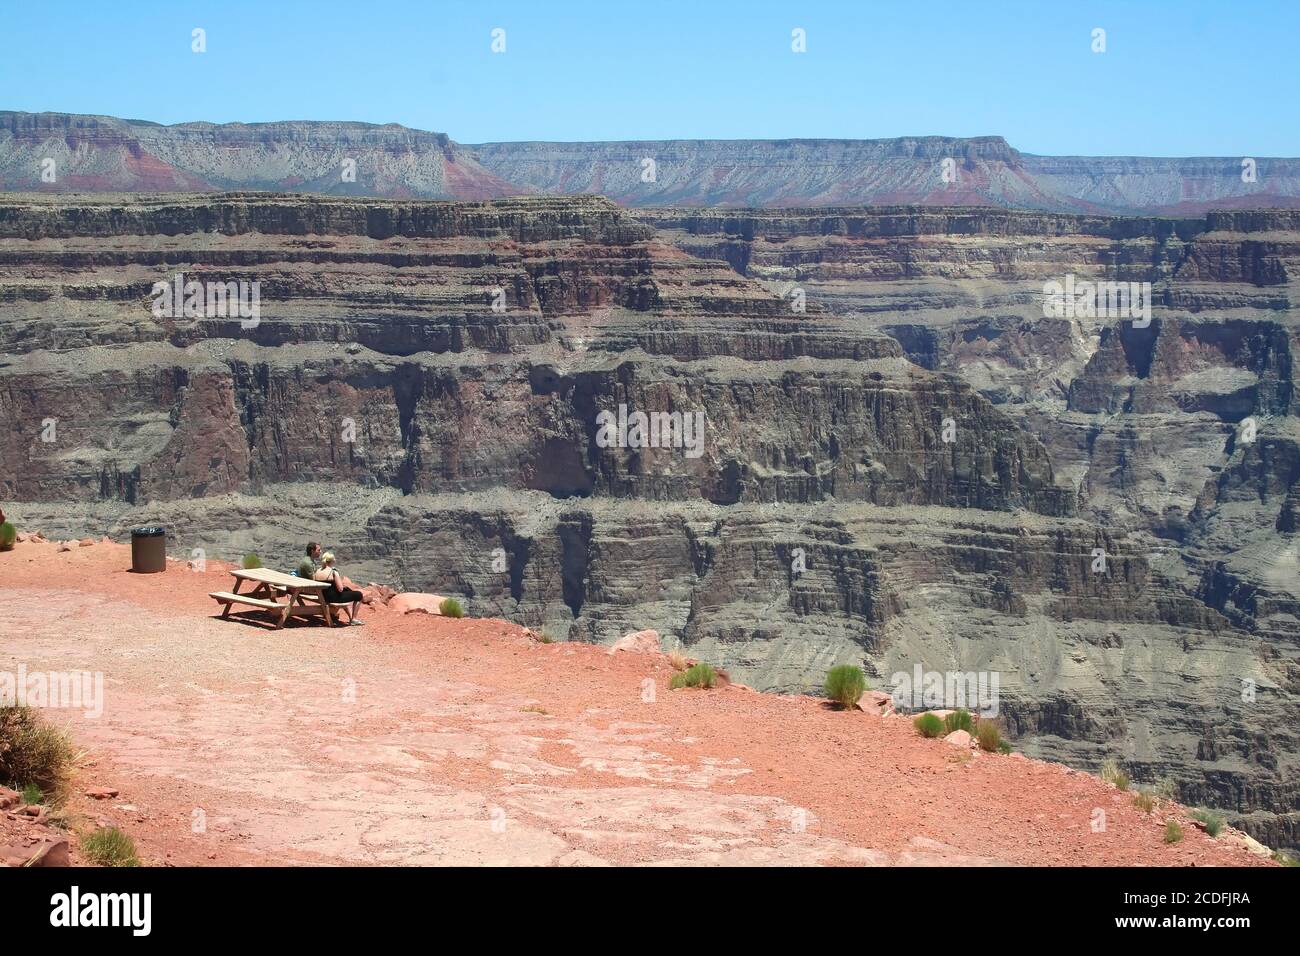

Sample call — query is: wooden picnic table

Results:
[209,566,344,629]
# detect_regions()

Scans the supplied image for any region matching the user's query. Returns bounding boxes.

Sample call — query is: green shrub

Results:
[670,663,717,690]
[1190,808,1224,837]
[538,631,556,644]
[241,553,262,569]
[1133,791,1155,814]
[439,597,465,618]
[976,721,1005,752]
[81,827,140,867]
[914,712,944,738]
[1100,758,1130,791]
[0,521,16,551]
[0,707,74,801]
[1163,820,1183,844]
[20,783,43,805]
[824,665,867,710]
[944,709,974,734]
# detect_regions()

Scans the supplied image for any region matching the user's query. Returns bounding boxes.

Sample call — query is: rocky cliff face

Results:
[468,139,1300,214]
[1,193,1296,850]
[0,112,517,199]
[6,112,1300,214]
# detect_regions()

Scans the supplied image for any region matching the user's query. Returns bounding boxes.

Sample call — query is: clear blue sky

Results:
[3,0,1297,155]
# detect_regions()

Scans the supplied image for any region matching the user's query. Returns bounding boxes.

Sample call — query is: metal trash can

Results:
[130,526,167,573]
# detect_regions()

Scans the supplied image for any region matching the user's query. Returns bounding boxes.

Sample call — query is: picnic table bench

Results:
[209,567,353,628]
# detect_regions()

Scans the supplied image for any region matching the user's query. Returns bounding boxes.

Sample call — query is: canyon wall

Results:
[0,192,1296,849]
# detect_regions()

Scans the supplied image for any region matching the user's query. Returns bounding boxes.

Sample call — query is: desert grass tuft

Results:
[944,709,974,734]
[914,712,944,738]
[0,707,75,803]
[1189,808,1224,837]
[1100,758,1130,791]
[81,827,140,867]
[823,665,867,710]
[670,663,717,690]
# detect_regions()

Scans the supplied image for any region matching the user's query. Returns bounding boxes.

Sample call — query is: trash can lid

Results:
[131,526,166,537]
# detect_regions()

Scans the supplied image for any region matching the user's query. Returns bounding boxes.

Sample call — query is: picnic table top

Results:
[230,566,328,589]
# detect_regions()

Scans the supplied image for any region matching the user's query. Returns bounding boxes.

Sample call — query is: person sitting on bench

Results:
[296,541,322,578]
[313,552,364,624]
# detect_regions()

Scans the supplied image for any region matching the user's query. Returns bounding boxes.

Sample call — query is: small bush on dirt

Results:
[0,707,74,801]
[0,521,16,551]
[914,712,944,738]
[944,709,974,734]
[670,663,717,690]
[81,827,140,867]
[20,783,43,805]
[824,665,867,710]
[1164,820,1184,844]
[241,553,262,569]
[439,597,465,618]
[537,631,557,644]
[1273,850,1300,867]
[667,649,690,672]
[976,720,1005,752]
[1190,808,1224,837]
[1100,758,1130,791]
[1133,791,1155,814]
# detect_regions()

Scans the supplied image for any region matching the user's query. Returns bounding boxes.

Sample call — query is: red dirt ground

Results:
[0,537,1274,867]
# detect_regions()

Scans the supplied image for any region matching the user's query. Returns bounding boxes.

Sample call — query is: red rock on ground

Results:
[608,629,661,655]
[388,592,448,615]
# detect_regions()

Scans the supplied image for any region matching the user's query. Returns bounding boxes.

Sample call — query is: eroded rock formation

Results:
[0,193,1296,849]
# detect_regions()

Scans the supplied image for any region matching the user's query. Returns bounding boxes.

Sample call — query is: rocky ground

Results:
[0,538,1277,866]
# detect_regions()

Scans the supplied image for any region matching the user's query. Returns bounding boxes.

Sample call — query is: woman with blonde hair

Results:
[313,551,364,625]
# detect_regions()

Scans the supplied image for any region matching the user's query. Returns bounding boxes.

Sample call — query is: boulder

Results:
[0,786,19,810]
[389,593,448,616]
[363,583,396,606]
[57,541,73,552]
[607,629,661,655]
[78,538,95,547]
[943,730,973,748]
[84,787,119,800]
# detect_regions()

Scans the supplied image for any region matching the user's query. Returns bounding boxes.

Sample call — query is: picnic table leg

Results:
[275,589,297,630]
[221,574,243,618]
[321,593,334,627]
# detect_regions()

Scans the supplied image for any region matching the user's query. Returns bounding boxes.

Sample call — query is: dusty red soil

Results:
[0,538,1273,867]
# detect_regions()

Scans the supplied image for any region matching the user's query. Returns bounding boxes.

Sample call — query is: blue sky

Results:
[3,0,1298,155]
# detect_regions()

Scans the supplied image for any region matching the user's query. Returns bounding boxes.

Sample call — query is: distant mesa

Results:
[3,111,1299,214]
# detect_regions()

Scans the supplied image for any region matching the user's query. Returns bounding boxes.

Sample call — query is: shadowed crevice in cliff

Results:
[393,364,425,494]
[557,513,592,619]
